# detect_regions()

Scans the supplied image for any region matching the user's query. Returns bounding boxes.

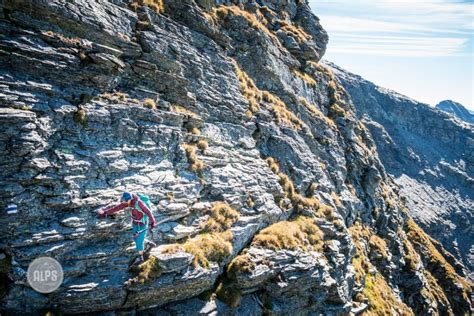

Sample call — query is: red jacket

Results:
[102,194,156,227]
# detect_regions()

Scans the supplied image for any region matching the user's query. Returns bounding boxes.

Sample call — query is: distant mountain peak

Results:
[436,100,474,124]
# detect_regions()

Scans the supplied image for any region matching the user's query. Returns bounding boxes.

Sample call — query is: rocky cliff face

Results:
[0,0,471,315]
[330,63,474,280]
[436,100,474,125]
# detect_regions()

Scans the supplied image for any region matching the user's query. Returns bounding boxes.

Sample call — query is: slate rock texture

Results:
[0,0,471,314]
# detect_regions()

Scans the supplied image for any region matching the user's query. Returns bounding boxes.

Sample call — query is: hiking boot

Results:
[145,239,156,252]
[130,256,144,267]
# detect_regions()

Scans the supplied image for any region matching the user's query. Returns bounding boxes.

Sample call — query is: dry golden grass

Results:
[307,182,318,196]
[135,256,162,284]
[348,221,372,284]
[326,79,347,118]
[189,127,201,135]
[278,172,295,197]
[171,104,199,118]
[212,6,280,46]
[306,60,329,74]
[252,216,324,252]
[364,271,414,316]
[73,108,87,127]
[131,0,164,14]
[369,235,388,259]
[329,103,346,118]
[197,139,208,152]
[162,231,233,268]
[293,69,316,86]
[406,218,471,302]
[402,237,420,272]
[227,253,256,279]
[143,98,157,110]
[320,204,334,219]
[201,202,240,233]
[276,20,311,42]
[332,219,345,231]
[330,191,342,207]
[234,63,262,114]
[349,222,414,315]
[266,157,280,173]
[422,270,451,312]
[183,143,205,173]
[266,157,326,213]
[246,197,255,208]
[298,97,336,127]
[234,63,302,130]
[263,91,305,130]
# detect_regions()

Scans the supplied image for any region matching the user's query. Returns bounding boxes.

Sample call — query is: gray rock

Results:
[0,0,470,315]
[150,246,193,273]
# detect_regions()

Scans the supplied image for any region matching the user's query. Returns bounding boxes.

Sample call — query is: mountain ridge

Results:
[436,100,474,124]
[328,61,474,279]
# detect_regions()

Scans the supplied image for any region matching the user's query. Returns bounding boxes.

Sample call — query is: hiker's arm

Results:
[100,202,128,217]
[137,200,156,227]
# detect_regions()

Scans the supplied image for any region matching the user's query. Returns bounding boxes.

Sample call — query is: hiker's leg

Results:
[135,226,147,254]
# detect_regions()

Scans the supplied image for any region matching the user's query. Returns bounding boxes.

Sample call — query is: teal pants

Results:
[132,224,147,251]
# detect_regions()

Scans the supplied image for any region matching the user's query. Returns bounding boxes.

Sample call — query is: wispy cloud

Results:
[310,0,473,57]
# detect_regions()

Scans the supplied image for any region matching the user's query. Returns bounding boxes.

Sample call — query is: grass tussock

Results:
[364,271,414,316]
[171,104,199,118]
[197,139,208,152]
[162,231,233,268]
[135,256,162,284]
[262,91,304,130]
[234,63,262,115]
[298,97,336,127]
[349,222,414,315]
[183,143,205,173]
[234,62,302,130]
[406,218,471,307]
[188,127,201,135]
[266,157,280,173]
[402,237,420,272]
[293,69,316,86]
[201,202,240,233]
[227,254,256,279]
[276,20,311,43]
[330,191,342,207]
[252,216,324,252]
[143,98,157,110]
[265,157,328,214]
[369,235,388,259]
[130,0,164,14]
[73,108,87,127]
[212,6,280,45]
[327,79,347,118]
[307,182,318,196]
[422,270,451,311]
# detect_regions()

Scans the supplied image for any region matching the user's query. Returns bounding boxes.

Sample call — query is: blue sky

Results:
[309,0,474,110]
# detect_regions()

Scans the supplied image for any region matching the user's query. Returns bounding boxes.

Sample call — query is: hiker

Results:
[98,192,156,265]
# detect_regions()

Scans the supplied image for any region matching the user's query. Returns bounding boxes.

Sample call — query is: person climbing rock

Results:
[98,192,156,266]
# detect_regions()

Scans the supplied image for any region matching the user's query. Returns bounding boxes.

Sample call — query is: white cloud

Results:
[312,0,473,57]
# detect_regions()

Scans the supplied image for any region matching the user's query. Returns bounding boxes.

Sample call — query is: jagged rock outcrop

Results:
[0,0,471,315]
[329,63,474,280]
[436,100,474,125]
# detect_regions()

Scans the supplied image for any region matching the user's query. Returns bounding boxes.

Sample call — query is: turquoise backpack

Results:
[134,193,154,225]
